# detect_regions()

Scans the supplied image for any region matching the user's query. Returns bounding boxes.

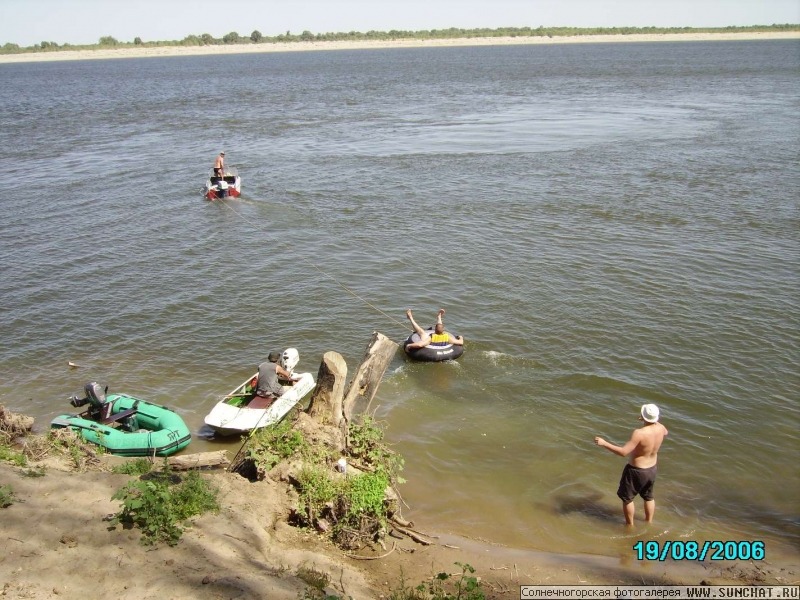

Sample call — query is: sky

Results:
[1,0,798,48]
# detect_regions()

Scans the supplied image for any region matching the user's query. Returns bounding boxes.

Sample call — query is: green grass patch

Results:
[287,415,406,551]
[294,464,392,550]
[348,415,404,485]
[0,484,15,508]
[343,470,389,522]
[111,457,154,475]
[20,466,46,477]
[111,468,219,546]
[389,563,486,600]
[0,441,27,466]
[296,464,341,521]
[246,419,309,471]
[45,428,105,471]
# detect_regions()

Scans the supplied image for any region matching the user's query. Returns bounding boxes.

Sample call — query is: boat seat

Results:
[247,395,275,409]
[100,407,137,425]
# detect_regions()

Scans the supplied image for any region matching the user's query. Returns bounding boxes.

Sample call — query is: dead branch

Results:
[344,541,397,561]
[391,525,433,545]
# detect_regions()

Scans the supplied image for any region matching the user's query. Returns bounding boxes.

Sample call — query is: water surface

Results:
[1,39,798,561]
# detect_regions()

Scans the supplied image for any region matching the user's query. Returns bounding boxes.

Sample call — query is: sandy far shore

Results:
[0,31,798,64]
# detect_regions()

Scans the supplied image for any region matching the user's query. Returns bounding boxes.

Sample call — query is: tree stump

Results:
[306,351,348,427]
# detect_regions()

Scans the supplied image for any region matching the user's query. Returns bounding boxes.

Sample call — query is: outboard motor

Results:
[70,382,112,421]
[84,382,107,408]
[281,348,300,375]
[217,179,229,198]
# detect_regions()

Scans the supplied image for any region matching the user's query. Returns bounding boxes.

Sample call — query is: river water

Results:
[0,39,797,563]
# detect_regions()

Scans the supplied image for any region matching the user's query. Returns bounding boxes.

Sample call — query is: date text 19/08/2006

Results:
[633,540,765,562]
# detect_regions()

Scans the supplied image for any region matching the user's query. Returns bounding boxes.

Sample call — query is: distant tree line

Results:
[2,24,798,55]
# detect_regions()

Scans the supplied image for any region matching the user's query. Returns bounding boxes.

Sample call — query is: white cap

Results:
[641,404,660,423]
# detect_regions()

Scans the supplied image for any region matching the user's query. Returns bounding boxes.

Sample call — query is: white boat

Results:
[204,166,241,200]
[203,348,316,436]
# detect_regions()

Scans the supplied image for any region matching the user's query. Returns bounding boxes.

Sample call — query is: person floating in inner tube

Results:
[405,308,464,351]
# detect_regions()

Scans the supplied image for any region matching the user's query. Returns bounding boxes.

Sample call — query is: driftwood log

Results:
[166,450,229,471]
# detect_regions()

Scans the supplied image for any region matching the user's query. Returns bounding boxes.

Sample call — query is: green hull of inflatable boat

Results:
[51,394,191,457]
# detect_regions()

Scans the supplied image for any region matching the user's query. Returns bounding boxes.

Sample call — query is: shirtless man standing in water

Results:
[214,151,225,177]
[595,404,668,526]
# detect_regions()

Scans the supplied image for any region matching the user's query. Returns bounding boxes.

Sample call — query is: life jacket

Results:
[429,332,450,346]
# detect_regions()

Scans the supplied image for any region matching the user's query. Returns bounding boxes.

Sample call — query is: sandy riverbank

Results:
[1,452,796,599]
[0,31,797,64]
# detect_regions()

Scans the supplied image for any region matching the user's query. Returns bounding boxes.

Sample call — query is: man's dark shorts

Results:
[617,463,657,503]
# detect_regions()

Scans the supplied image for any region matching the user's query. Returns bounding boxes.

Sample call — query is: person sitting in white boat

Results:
[213,151,225,178]
[405,308,464,350]
[255,352,298,398]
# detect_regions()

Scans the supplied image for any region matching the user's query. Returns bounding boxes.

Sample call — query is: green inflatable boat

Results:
[51,382,191,457]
